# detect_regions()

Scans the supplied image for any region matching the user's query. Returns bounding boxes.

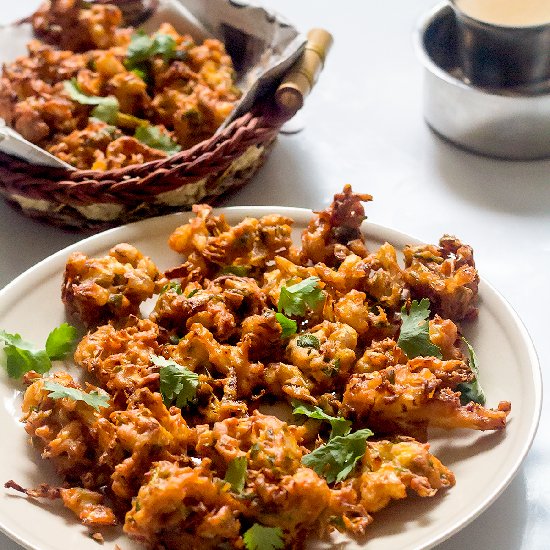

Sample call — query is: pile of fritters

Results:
[18,186,510,549]
[0,0,240,169]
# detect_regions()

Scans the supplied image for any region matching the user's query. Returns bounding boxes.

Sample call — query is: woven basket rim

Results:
[0,101,290,204]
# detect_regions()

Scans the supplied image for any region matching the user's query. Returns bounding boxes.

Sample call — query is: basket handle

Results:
[275,28,334,115]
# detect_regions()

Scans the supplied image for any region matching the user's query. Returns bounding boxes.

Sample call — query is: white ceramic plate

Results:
[0,207,542,550]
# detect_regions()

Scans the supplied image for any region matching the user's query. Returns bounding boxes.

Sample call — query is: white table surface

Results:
[1,1,548,549]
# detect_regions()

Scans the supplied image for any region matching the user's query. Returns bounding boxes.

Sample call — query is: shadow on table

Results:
[0,200,79,289]
[430,137,550,217]
[436,467,528,549]
[222,133,327,210]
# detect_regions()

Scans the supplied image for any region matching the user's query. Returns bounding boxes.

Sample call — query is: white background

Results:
[1,1,549,549]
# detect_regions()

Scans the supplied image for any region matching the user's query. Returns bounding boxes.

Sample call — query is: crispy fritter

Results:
[301,184,373,266]
[21,371,110,485]
[286,321,358,388]
[150,275,268,342]
[62,244,164,329]
[168,205,295,277]
[49,122,168,170]
[103,389,192,500]
[342,365,510,441]
[196,413,306,473]
[263,361,316,404]
[61,487,118,526]
[32,0,127,52]
[124,460,244,550]
[330,437,455,534]
[196,414,331,546]
[3,482,117,527]
[74,317,163,397]
[403,235,479,321]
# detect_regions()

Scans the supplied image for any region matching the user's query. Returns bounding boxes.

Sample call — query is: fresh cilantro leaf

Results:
[456,337,486,405]
[134,125,181,155]
[275,312,297,339]
[296,333,320,350]
[45,323,78,360]
[0,330,51,378]
[243,523,284,550]
[301,428,373,484]
[152,33,178,61]
[224,456,247,493]
[1,324,78,379]
[397,299,442,359]
[64,79,120,124]
[43,381,110,411]
[292,400,351,439]
[159,281,182,295]
[219,265,250,276]
[131,66,149,81]
[277,276,324,317]
[126,31,177,68]
[126,31,153,64]
[91,99,119,124]
[64,79,119,108]
[152,354,199,408]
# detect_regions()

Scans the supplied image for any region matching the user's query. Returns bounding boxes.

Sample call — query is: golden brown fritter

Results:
[61,487,118,526]
[196,414,331,546]
[168,205,295,277]
[74,317,163,397]
[3,482,117,527]
[49,122,168,170]
[429,314,465,360]
[403,235,480,321]
[103,389,193,500]
[330,437,455,534]
[353,337,408,374]
[301,184,373,266]
[240,310,283,362]
[169,322,263,399]
[285,321,358,389]
[21,371,111,485]
[150,274,268,342]
[342,365,510,441]
[263,361,317,404]
[32,0,127,52]
[196,413,306,473]
[124,460,244,550]
[62,243,164,329]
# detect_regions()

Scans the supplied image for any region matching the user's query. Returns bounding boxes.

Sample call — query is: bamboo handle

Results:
[275,28,334,115]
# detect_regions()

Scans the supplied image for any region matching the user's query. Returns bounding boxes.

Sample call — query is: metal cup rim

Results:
[449,0,550,30]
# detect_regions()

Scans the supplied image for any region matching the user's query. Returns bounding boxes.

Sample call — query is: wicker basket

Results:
[0,105,287,231]
[0,2,314,232]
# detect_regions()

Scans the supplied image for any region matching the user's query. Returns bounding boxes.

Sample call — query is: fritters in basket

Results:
[0,0,241,169]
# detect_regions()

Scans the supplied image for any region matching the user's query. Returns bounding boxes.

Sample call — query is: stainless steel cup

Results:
[416,3,550,159]
[450,0,550,88]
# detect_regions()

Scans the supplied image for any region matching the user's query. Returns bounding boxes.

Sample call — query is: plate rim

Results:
[0,206,542,550]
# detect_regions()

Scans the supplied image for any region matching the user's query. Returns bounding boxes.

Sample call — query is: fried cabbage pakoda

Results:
[7,186,510,549]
